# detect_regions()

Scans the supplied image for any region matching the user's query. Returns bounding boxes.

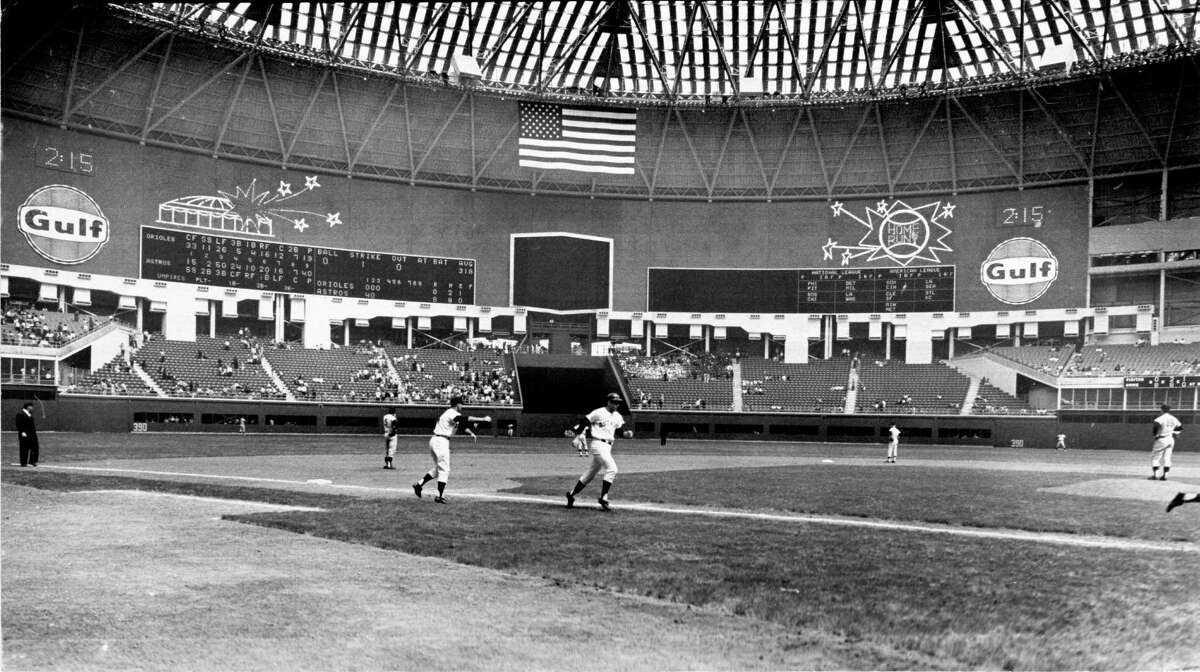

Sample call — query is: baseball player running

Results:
[382,407,399,469]
[412,396,490,503]
[564,392,632,511]
[886,423,900,463]
[1149,403,1182,481]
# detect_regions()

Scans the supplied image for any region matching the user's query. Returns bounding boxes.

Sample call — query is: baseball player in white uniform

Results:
[1149,403,1182,481]
[412,396,491,503]
[382,407,399,469]
[565,392,632,511]
[1055,433,1067,450]
[886,423,900,463]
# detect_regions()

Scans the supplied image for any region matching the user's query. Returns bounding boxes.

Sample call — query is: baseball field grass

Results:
[4,432,1199,670]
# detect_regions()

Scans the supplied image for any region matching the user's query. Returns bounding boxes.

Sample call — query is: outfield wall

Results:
[9,391,1194,452]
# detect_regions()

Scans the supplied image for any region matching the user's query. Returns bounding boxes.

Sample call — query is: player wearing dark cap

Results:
[564,392,632,511]
[412,395,491,503]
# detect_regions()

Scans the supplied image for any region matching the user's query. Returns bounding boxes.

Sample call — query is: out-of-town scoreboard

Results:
[648,266,955,314]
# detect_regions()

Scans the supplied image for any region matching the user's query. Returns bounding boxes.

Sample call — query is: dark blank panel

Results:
[649,268,800,313]
[512,235,609,311]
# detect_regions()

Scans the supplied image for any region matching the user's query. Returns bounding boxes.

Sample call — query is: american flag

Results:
[518,102,637,175]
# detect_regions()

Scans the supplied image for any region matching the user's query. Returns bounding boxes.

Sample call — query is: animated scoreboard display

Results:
[648,266,955,313]
[140,226,475,303]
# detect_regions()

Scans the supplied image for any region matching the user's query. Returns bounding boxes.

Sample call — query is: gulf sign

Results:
[17,185,109,265]
[980,237,1059,305]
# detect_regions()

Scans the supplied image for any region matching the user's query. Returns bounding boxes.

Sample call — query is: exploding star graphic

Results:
[213,176,342,236]
[825,198,954,267]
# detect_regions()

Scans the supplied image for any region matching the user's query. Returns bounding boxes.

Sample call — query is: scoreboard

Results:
[140,226,475,304]
[1123,376,1200,389]
[648,266,955,314]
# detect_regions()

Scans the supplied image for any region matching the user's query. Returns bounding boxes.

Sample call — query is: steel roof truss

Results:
[951,95,1021,180]
[145,52,250,136]
[331,73,352,169]
[672,108,713,192]
[803,0,855,97]
[1105,75,1166,164]
[806,107,834,197]
[831,105,873,189]
[769,109,806,191]
[1025,88,1091,172]
[473,117,520,183]
[478,2,536,72]
[696,2,739,95]
[877,0,927,86]
[671,2,703,98]
[67,31,173,117]
[952,1,1023,76]
[626,2,676,96]
[255,53,288,164]
[284,68,330,162]
[61,14,88,126]
[873,103,895,193]
[413,91,469,176]
[892,99,942,185]
[738,109,773,194]
[352,80,403,168]
[213,54,255,156]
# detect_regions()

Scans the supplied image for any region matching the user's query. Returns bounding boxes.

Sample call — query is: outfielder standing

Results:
[382,407,399,469]
[1149,403,1182,481]
[886,423,900,463]
[412,396,490,503]
[565,392,632,511]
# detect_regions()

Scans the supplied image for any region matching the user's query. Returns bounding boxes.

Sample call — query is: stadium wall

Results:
[7,392,1193,452]
[3,116,1091,316]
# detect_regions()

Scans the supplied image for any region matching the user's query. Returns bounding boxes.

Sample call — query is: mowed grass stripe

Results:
[508,465,1200,543]
[226,497,1200,671]
[27,464,1200,552]
[7,462,1200,670]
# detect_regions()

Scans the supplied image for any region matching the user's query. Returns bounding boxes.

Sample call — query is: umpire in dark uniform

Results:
[15,402,39,467]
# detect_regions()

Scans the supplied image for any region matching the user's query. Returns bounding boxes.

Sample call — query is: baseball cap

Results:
[606,392,623,403]
[450,395,464,407]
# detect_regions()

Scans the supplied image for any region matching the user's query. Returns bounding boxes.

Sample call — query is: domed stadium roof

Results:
[121,1,1199,104]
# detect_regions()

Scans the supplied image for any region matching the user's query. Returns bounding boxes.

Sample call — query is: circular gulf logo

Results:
[980,237,1059,305]
[17,185,110,265]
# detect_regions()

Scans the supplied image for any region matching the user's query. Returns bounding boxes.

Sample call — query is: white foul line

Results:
[44,465,1198,553]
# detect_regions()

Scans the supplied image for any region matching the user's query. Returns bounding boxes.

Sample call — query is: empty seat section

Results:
[140,335,285,399]
[739,358,851,413]
[855,361,970,414]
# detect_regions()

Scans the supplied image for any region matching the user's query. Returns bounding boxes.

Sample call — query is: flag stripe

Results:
[562,108,638,120]
[519,138,636,153]
[519,101,637,175]
[517,148,635,164]
[562,129,637,143]
[561,119,637,133]
[519,160,635,174]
